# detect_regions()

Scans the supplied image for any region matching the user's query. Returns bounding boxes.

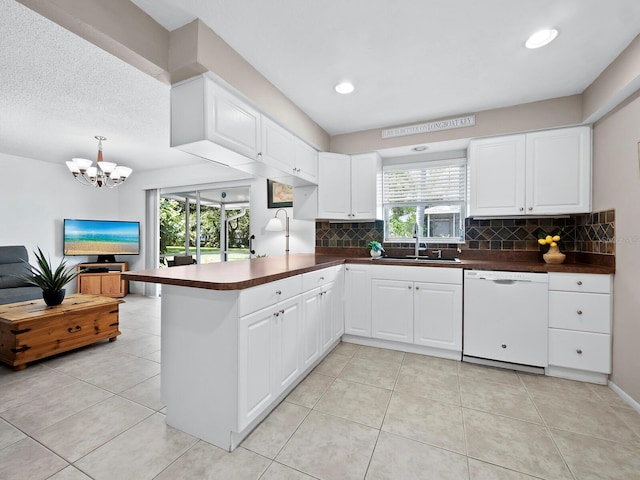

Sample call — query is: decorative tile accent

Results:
[315,209,615,255]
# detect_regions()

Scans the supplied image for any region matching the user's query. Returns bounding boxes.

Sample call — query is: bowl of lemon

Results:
[538,234,566,264]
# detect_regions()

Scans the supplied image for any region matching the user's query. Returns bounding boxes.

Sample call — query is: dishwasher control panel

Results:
[464,270,548,283]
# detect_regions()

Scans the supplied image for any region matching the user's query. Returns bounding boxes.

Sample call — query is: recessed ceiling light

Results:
[525,29,559,49]
[413,146,428,152]
[335,82,355,94]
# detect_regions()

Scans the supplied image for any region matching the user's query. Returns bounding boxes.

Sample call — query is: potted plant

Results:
[537,230,566,264]
[22,247,81,306]
[367,241,385,258]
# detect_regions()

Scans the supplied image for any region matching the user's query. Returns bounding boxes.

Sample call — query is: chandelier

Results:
[65,136,132,188]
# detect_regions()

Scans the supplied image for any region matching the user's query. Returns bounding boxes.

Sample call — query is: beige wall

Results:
[330,95,584,154]
[592,90,640,402]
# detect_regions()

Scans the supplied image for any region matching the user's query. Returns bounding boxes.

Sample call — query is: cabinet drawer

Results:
[548,329,611,373]
[302,266,338,291]
[548,273,612,294]
[238,275,302,317]
[549,292,611,334]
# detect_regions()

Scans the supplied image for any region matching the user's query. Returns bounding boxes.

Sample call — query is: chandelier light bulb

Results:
[65,136,133,188]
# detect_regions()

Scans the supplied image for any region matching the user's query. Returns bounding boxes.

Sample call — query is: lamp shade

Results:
[265,217,284,232]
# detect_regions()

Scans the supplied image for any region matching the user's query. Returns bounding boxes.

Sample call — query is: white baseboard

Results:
[608,381,640,413]
[341,335,461,361]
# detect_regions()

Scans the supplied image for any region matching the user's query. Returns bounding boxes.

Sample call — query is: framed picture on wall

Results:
[267,179,293,208]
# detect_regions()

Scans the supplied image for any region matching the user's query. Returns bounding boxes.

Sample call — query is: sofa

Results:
[0,246,41,305]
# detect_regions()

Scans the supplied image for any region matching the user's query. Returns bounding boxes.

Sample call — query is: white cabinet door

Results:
[413,283,462,351]
[526,126,591,215]
[333,266,345,340]
[468,134,526,216]
[273,296,302,393]
[238,306,274,430]
[320,282,336,352]
[207,80,261,159]
[260,116,295,173]
[350,153,380,219]
[371,279,414,344]
[344,265,372,337]
[318,152,351,219]
[301,288,322,369]
[294,138,318,184]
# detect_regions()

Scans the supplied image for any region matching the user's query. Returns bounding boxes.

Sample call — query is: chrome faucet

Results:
[413,223,421,257]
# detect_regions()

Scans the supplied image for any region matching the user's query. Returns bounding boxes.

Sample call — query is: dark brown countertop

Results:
[124,251,614,291]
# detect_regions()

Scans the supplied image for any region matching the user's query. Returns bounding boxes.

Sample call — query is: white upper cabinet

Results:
[317,152,381,220]
[171,74,318,185]
[468,126,591,217]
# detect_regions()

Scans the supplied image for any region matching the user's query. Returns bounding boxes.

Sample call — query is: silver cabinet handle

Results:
[280,309,285,314]
[577,310,583,315]
[408,285,412,289]
[276,290,282,295]
[320,276,325,281]
[501,344,507,349]
[415,286,420,290]
[576,349,583,355]
[274,312,279,317]
[345,267,349,271]
[519,207,524,212]
[577,281,583,286]
[528,207,533,211]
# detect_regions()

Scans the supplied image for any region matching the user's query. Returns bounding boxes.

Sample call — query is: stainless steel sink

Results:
[373,256,461,263]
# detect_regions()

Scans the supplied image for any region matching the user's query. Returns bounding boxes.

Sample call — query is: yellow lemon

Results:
[552,235,560,242]
[545,235,553,243]
[538,238,546,245]
[550,241,557,247]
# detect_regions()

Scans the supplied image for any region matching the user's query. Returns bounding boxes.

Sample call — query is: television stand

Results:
[77,262,128,298]
[96,255,117,263]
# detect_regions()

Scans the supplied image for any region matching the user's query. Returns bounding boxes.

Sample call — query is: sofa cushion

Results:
[0,286,41,305]
[0,276,32,288]
[0,246,30,264]
[0,261,32,279]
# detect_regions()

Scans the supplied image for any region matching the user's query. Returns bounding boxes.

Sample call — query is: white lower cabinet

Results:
[301,288,321,369]
[371,279,414,343]
[414,282,462,351]
[547,272,613,383]
[347,265,463,358]
[238,295,301,431]
[344,265,372,336]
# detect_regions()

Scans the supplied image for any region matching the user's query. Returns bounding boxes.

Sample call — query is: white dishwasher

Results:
[463,270,548,368]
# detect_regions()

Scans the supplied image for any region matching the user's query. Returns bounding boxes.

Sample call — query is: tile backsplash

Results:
[315,209,615,255]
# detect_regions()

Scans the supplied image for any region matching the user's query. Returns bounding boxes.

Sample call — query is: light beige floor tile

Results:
[242,401,310,459]
[0,362,51,387]
[468,458,540,479]
[144,350,161,363]
[382,391,466,454]
[314,378,391,428]
[276,410,378,480]
[395,363,461,405]
[48,465,92,480]
[260,461,318,480]
[534,395,640,447]
[1,381,112,434]
[519,372,597,403]
[587,383,632,408]
[0,417,25,450]
[0,369,77,413]
[339,356,401,390]
[552,428,640,480]
[79,356,161,393]
[355,345,405,364]
[0,437,68,480]
[314,351,351,377]
[45,346,136,378]
[286,372,334,408]
[32,396,153,462]
[464,408,572,479]
[155,443,270,480]
[402,352,459,376]
[611,405,640,438]
[75,412,197,480]
[458,362,521,387]
[365,431,468,480]
[460,377,542,424]
[119,374,164,410]
[111,333,161,357]
[331,341,360,357]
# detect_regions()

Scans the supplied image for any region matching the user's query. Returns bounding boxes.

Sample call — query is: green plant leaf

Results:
[21,247,80,291]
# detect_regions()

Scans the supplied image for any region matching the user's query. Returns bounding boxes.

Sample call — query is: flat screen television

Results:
[64,219,140,262]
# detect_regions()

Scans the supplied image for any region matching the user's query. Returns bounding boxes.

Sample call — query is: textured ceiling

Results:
[0,0,233,176]
[132,0,640,136]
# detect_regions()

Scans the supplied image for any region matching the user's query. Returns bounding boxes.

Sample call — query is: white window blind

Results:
[383,158,466,206]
